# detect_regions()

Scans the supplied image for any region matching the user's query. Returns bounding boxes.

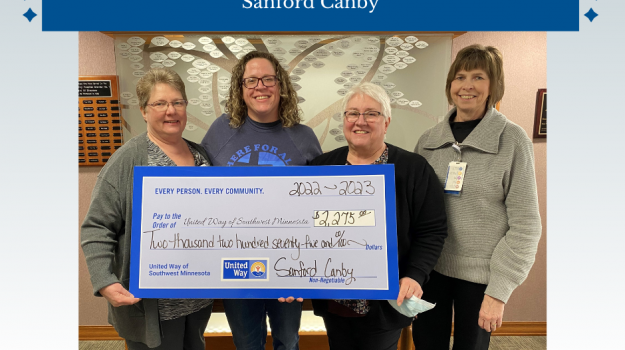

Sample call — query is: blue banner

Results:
[43,0,578,31]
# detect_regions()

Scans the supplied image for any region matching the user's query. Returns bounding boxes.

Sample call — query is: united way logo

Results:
[226,144,292,166]
[222,259,269,280]
[251,261,266,278]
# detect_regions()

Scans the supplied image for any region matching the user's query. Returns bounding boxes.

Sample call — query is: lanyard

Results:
[452,142,462,162]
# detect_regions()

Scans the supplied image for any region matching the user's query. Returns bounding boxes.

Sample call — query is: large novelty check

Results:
[129,165,398,299]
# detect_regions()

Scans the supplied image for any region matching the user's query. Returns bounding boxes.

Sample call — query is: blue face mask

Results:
[388,296,436,317]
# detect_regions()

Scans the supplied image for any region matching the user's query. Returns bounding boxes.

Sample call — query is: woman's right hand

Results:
[99,283,141,307]
[478,294,504,332]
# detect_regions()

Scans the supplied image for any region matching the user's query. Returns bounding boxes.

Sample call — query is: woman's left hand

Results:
[479,294,505,332]
[396,277,422,306]
[278,296,304,303]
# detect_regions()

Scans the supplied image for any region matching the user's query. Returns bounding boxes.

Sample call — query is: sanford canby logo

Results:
[250,261,266,277]
[227,144,291,166]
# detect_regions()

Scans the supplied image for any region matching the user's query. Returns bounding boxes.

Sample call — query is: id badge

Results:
[444,161,467,196]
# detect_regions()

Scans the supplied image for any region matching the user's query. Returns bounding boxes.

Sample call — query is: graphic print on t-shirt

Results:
[226,143,292,166]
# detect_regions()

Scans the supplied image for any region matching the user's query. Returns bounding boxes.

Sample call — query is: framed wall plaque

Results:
[79,75,123,166]
[533,88,546,139]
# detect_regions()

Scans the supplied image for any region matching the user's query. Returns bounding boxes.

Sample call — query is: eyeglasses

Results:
[344,111,383,123]
[146,100,188,112]
[242,75,278,89]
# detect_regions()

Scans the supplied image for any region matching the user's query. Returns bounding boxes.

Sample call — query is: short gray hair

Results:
[341,82,392,121]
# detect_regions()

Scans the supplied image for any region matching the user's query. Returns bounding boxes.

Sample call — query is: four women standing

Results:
[81,43,541,349]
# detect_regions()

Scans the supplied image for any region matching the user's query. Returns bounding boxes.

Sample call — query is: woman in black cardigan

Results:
[309,83,448,350]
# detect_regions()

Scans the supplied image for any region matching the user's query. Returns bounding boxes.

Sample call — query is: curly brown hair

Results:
[226,51,302,128]
[445,44,504,109]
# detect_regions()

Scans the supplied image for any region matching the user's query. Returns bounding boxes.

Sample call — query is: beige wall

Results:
[79,32,116,325]
[78,31,547,325]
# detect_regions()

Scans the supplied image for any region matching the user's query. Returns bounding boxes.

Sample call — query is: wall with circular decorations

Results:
[113,34,453,152]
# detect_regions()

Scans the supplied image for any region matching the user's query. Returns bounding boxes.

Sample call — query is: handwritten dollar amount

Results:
[313,210,375,227]
[288,180,375,196]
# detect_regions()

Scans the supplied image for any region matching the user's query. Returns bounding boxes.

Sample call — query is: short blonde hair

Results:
[446,44,504,108]
[136,68,187,110]
[226,51,302,128]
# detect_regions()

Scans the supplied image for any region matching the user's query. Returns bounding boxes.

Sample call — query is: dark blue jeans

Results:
[223,299,302,350]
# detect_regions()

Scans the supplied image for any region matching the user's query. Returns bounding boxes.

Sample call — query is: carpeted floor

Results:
[455,336,547,349]
[79,337,547,350]
[79,341,124,350]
